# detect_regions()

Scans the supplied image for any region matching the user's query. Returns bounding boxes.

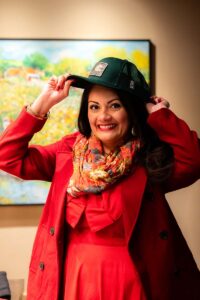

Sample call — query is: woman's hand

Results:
[146,96,170,114]
[29,74,74,117]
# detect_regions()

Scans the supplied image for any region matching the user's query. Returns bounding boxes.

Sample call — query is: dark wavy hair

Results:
[78,87,174,183]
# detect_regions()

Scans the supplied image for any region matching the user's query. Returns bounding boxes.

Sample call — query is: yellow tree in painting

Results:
[54,58,90,76]
[94,47,128,61]
[130,50,150,83]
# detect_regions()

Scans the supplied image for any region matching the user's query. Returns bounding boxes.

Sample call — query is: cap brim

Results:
[67,74,121,91]
[67,75,94,89]
[67,75,151,102]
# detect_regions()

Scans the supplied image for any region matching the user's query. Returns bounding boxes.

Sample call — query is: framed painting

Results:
[0,39,152,205]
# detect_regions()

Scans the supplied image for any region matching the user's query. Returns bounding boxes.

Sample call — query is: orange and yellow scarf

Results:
[67,134,140,197]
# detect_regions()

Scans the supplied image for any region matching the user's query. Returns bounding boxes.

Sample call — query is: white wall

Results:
[0,0,199,294]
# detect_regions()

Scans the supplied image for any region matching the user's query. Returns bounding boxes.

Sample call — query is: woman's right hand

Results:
[29,74,74,117]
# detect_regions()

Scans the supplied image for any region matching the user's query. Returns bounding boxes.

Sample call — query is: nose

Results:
[98,108,112,121]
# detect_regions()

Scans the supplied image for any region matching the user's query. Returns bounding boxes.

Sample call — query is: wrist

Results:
[26,104,50,120]
[29,94,52,116]
[150,104,169,114]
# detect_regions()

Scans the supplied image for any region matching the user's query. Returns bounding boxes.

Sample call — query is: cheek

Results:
[88,112,95,129]
[119,112,129,132]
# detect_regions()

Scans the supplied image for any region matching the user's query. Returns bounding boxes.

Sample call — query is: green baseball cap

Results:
[67,57,151,101]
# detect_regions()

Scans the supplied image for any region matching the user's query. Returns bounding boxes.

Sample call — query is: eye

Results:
[110,102,122,110]
[89,104,99,111]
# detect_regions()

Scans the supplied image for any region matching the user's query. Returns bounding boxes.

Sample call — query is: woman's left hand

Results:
[146,96,170,114]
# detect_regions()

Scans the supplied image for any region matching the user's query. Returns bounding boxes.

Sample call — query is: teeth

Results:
[99,124,115,129]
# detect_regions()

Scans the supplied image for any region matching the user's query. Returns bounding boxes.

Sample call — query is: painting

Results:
[0,39,151,205]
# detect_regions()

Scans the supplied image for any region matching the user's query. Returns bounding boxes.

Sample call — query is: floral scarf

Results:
[67,134,140,197]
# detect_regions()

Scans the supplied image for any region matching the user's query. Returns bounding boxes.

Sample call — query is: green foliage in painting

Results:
[23,52,49,70]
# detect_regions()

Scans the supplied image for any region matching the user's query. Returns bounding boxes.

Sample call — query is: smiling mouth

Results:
[97,124,117,131]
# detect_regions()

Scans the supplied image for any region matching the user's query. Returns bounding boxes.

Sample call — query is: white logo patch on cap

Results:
[130,80,135,89]
[89,62,108,77]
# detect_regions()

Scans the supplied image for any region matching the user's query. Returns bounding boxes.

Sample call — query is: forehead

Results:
[88,85,119,101]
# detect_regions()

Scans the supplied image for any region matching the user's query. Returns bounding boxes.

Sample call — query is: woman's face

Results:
[88,85,129,153]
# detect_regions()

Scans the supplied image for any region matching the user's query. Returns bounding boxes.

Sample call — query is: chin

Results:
[100,137,120,149]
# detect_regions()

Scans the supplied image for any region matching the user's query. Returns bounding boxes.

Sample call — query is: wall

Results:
[0,0,199,295]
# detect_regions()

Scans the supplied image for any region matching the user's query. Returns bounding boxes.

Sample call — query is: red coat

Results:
[0,107,200,300]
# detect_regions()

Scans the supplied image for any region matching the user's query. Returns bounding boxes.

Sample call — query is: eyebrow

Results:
[88,98,121,104]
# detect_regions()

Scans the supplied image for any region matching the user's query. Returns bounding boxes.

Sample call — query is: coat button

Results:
[159,230,169,240]
[39,262,45,271]
[50,227,55,236]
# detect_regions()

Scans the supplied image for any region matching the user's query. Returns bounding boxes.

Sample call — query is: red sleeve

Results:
[0,108,61,181]
[147,108,200,192]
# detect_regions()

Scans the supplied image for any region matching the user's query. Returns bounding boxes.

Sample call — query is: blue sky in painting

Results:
[0,40,149,63]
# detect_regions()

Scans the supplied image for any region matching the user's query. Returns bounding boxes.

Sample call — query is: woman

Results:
[0,57,199,300]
